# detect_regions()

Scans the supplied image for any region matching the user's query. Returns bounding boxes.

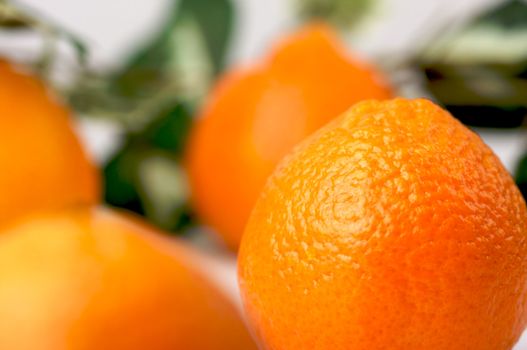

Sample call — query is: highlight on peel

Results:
[0,207,257,350]
[186,23,393,250]
[0,59,99,228]
[238,98,527,350]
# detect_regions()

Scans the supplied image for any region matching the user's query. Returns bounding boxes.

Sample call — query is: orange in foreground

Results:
[187,24,393,250]
[239,99,527,350]
[0,60,99,227]
[0,207,256,350]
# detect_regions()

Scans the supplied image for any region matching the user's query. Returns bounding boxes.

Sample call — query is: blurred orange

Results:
[187,24,393,250]
[0,207,257,350]
[239,99,527,350]
[0,59,99,227]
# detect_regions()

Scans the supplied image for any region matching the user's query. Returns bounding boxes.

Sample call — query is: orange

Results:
[186,24,393,250]
[0,59,99,227]
[238,98,527,350]
[0,207,257,350]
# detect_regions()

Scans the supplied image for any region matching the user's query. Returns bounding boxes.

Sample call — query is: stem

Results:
[0,0,88,70]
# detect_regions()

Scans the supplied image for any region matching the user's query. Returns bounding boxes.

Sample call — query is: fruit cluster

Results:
[0,59,256,350]
[1,23,526,350]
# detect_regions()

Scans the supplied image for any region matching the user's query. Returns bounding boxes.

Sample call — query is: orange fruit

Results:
[238,98,527,350]
[0,207,257,350]
[0,59,99,227]
[187,24,393,250]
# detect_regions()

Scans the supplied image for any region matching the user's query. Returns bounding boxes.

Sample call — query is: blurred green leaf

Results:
[423,64,527,105]
[479,0,527,30]
[516,153,527,200]
[136,152,191,231]
[103,102,195,233]
[109,11,179,98]
[419,0,527,65]
[416,0,527,128]
[104,145,146,215]
[177,0,234,75]
[68,0,235,121]
[421,63,527,127]
[141,103,193,154]
[293,0,375,29]
[517,154,527,184]
[110,0,234,100]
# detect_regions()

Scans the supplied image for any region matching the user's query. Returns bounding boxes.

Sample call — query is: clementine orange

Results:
[186,24,393,250]
[0,207,257,350]
[238,98,527,350]
[0,59,99,227]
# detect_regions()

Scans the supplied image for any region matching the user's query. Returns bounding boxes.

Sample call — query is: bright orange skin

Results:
[187,24,393,250]
[0,207,257,350]
[0,60,99,227]
[239,99,527,350]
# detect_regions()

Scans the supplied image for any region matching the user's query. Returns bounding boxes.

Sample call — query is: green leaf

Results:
[516,153,527,201]
[103,145,146,215]
[109,8,178,99]
[422,64,527,106]
[177,0,234,75]
[104,144,195,233]
[103,101,195,233]
[110,0,234,99]
[293,0,375,29]
[136,152,191,231]
[517,153,527,184]
[67,0,234,126]
[415,1,527,128]
[420,63,527,127]
[140,103,193,155]
[419,0,527,65]
[478,0,527,30]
